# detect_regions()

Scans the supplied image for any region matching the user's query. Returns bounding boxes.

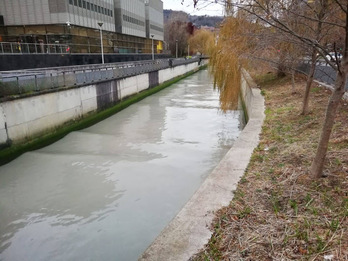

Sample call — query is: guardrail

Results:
[0,42,70,54]
[0,42,169,55]
[0,57,202,98]
[298,62,348,90]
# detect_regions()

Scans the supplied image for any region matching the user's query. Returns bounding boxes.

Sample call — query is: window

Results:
[91,3,94,11]
[87,2,90,10]
[101,7,104,14]
[69,0,73,5]
[74,0,77,6]
[150,24,164,32]
[110,10,113,17]
[78,0,82,7]
[82,0,86,8]
[98,6,101,13]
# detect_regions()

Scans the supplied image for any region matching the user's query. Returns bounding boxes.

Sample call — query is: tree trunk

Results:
[311,1,348,178]
[291,69,296,94]
[310,71,347,178]
[277,57,287,77]
[301,50,317,115]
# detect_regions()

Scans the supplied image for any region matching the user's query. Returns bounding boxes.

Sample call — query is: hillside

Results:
[164,9,223,28]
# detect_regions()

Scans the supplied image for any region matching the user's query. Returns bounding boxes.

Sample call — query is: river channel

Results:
[0,69,243,261]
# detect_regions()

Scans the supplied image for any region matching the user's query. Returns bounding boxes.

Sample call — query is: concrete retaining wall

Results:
[140,69,265,261]
[0,61,203,146]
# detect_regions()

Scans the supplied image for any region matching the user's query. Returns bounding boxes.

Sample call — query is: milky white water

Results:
[0,69,243,261]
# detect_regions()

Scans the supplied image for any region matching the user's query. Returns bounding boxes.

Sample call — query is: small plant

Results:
[289,199,298,216]
[240,176,248,184]
[329,219,340,231]
[310,87,320,93]
[251,154,264,163]
[315,234,325,252]
[271,192,282,214]
[233,190,245,201]
[294,225,309,242]
[238,206,252,219]
[342,198,348,217]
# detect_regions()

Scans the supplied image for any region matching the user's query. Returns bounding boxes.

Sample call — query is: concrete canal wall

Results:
[140,70,265,261]
[0,60,205,147]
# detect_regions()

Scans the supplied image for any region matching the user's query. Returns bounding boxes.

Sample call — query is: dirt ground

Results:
[191,74,348,260]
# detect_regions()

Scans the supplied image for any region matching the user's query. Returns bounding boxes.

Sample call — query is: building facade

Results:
[0,0,163,54]
[145,0,164,41]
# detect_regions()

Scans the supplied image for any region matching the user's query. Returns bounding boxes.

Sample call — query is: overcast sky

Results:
[162,0,225,16]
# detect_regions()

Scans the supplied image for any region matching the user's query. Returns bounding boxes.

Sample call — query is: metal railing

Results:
[0,42,71,54]
[0,41,166,55]
[298,62,348,91]
[0,57,202,97]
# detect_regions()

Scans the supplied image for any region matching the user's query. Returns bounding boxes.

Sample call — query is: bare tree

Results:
[164,12,190,57]
[191,0,348,178]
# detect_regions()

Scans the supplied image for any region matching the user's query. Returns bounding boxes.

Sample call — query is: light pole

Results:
[163,40,168,52]
[176,40,178,58]
[66,21,71,53]
[98,22,104,64]
[151,34,154,60]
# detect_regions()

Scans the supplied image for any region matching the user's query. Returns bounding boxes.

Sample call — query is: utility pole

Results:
[176,40,178,58]
[98,22,104,64]
[151,34,154,60]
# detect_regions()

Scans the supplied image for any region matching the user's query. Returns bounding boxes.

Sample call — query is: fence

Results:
[298,62,348,90]
[0,57,202,98]
[0,42,169,55]
[0,42,71,54]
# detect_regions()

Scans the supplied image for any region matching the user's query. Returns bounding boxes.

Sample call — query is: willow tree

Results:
[191,0,348,178]
[188,29,215,55]
[209,17,262,111]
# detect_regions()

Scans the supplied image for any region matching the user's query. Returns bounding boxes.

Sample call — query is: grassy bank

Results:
[0,67,205,166]
[192,74,348,260]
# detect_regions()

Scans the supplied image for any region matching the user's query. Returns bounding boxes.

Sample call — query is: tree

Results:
[191,0,348,178]
[188,29,215,55]
[164,12,190,57]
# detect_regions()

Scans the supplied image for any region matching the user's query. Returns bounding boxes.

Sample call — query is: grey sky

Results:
[162,0,224,16]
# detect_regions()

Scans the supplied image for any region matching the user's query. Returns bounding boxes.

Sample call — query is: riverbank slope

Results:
[192,74,348,260]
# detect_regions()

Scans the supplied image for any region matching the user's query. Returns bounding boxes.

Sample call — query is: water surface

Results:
[0,69,243,261]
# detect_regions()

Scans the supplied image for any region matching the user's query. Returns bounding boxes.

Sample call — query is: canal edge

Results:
[0,64,207,166]
[139,71,265,261]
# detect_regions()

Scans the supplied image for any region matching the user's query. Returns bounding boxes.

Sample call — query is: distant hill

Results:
[189,15,223,28]
[164,9,223,28]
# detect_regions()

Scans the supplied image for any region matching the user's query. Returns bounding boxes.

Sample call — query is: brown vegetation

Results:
[191,73,348,260]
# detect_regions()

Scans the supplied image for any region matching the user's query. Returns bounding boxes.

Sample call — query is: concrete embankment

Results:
[0,59,207,164]
[139,70,265,261]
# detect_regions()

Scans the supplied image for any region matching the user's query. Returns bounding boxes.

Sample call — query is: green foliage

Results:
[238,206,252,219]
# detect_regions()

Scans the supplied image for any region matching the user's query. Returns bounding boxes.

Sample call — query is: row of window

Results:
[150,24,163,33]
[69,0,113,17]
[122,14,145,27]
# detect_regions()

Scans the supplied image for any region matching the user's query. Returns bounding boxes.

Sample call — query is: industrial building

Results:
[0,0,164,54]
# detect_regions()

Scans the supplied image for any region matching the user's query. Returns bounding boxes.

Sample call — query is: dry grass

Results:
[191,73,348,261]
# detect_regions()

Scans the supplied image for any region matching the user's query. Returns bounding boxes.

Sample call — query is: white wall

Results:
[159,62,199,84]
[136,74,150,92]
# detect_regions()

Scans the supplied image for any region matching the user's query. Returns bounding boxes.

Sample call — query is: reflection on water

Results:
[0,69,243,261]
